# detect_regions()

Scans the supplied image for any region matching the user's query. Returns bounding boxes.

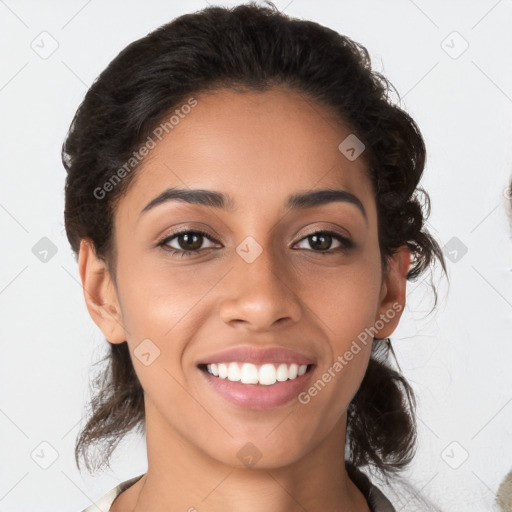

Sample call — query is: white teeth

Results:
[218,363,228,379]
[240,363,259,384]
[276,363,288,382]
[227,362,240,382]
[259,363,277,385]
[205,362,309,385]
[288,363,299,379]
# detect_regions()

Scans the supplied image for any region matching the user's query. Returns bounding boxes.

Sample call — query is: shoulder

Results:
[80,474,145,512]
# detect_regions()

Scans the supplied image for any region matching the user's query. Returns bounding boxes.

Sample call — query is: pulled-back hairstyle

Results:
[63,1,447,481]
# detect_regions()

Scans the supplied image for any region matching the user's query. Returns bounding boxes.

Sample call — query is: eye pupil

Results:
[310,233,332,251]
[179,233,203,251]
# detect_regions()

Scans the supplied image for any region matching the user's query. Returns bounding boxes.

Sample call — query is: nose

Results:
[219,240,303,331]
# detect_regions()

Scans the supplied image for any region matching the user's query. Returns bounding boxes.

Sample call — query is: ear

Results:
[77,238,127,344]
[372,245,411,338]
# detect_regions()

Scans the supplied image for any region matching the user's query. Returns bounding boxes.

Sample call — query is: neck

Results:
[123,398,370,512]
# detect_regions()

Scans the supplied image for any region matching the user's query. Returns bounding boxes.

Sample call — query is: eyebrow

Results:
[139,187,368,224]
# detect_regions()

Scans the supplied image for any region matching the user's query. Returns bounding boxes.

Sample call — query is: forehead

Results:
[118,87,375,221]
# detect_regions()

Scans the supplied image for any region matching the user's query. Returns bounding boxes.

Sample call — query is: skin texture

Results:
[79,87,411,512]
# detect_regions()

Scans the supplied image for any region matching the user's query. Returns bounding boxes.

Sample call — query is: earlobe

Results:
[373,245,411,339]
[78,239,127,344]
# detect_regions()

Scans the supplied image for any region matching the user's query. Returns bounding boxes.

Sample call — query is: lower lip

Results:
[199,366,315,410]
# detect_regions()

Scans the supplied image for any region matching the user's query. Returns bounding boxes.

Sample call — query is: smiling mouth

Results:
[197,362,315,386]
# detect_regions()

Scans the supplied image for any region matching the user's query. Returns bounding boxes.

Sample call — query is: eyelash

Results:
[157,228,354,258]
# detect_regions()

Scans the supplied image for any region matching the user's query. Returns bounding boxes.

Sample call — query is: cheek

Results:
[114,254,219,404]
[295,256,381,412]
[299,254,382,343]
[115,249,216,339]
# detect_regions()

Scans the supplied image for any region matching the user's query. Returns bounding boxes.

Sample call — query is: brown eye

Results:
[158,229,219,257]
[295,231,354,253]
[174,232,204,251]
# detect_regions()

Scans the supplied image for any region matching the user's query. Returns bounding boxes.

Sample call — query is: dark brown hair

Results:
[63,1,448,477]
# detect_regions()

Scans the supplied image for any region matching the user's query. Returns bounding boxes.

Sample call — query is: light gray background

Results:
[1,1,511,511]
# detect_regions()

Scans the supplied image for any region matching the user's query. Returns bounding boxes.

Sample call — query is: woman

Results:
[63,3,447,511]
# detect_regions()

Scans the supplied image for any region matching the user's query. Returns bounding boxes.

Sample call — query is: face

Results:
[79,87,409,470]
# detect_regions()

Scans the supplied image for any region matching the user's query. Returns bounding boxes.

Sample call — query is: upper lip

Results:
[197,346,315,366]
